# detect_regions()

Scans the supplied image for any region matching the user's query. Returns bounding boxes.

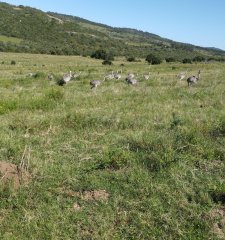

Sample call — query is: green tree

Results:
[126,56,136,62]
[193,56,205,62]
[146,54,161,65]
[165,57,176,63]
[91,49,114,60]
[182,58,192,64]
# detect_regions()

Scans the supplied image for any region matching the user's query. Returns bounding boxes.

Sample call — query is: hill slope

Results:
[0,1,225,60]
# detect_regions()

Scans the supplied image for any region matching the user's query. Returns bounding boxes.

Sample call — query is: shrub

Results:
[126,56,136,62]
[182,58,192,64]
[165,57,176,63]
[32,72,45,78]
[11,60,16,65]
[102,60,112,65]
[146,54,162,65]
[91,49,114,61]
[193,56,205,62]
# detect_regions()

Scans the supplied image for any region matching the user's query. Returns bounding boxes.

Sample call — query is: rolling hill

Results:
[0,1,225,60]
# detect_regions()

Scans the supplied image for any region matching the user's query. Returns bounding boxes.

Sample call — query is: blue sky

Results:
[2,0,225,50]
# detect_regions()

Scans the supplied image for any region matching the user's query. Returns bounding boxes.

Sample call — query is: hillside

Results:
[0,1,225,60]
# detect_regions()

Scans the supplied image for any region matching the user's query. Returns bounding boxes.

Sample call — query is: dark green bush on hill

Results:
[193,56,205,62]
[146,54,161,65]
[165,57,176,63]
[102,60,112,65]
[91,49,114,61]
[126,56,136,62]
[91,49,106,60]
[182,58,192,64]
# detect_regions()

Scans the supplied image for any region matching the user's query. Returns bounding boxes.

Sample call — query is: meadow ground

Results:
[0,52,225,239]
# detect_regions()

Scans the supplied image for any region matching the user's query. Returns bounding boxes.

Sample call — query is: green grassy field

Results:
[0,52,225,239]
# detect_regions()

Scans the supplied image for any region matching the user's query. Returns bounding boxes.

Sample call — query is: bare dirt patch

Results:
[63,188,109,201]
[13,7,22,11]
[0,161,31,189]
[47,14,63,24]
[81,190,109,201]
[211,208,225,239]
[66,189,109,211]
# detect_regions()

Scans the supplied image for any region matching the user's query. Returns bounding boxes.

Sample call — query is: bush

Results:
[165,57,176,63]
[146,54,161,65]
[126,56,136,62]
[193,56,205,62]
[91,49,107,60]
[11,60,16,65]
[182,58,192,64]
[32,72,45,78]
[91,49,114,61]
[102,60,112,65]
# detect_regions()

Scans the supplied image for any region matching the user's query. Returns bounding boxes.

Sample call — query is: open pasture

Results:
[0,52,225,239]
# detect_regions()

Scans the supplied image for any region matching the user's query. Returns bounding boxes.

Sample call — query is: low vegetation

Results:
[0,52,224,239]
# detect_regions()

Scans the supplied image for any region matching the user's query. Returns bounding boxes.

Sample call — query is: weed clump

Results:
[210,191,225,204]
[210,118,225,138]
[44,88,64,100]
[96,148,132,170]
[32,72,45,78]
[63,112,100,130]
[170,112,183,129]
[0,100,18,115]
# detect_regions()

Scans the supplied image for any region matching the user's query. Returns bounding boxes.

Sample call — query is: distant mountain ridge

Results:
[0,1,225,60]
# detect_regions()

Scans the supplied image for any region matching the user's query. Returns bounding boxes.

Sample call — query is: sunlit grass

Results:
[0,52,225,239]
[0,35,22,44]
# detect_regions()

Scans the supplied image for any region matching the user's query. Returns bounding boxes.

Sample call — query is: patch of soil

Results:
[62,188,109,201]
[0,161,31,189]
[64,189,80,197]
[81,190,109,201]
[211,208,225,239]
